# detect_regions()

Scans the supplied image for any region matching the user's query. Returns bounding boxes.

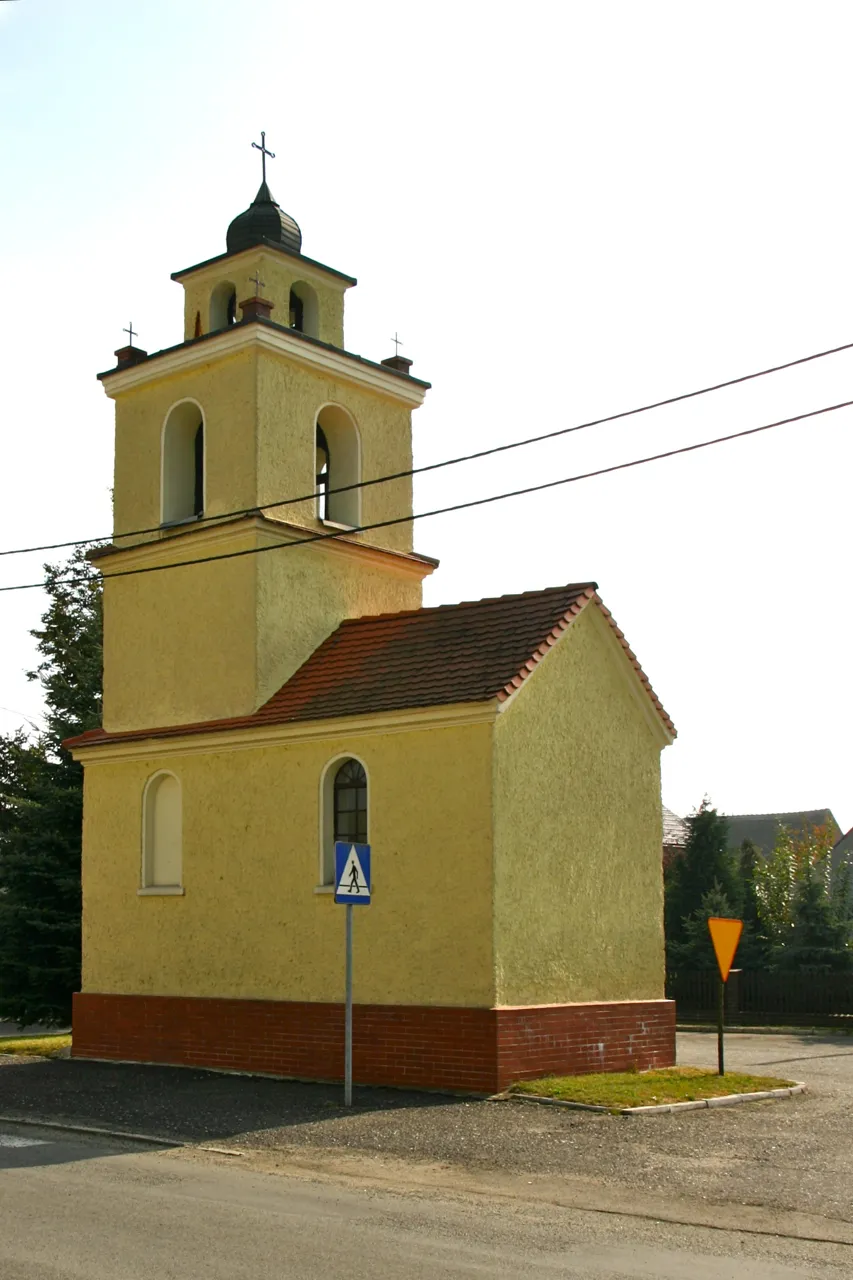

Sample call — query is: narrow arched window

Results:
[162,401,205,524]
[321,756,368,885]
[142,772,183,889]
[315,424,330,521]
[334,759,368,845]
[290,281,319,337]
[209,280,238,332]
[315,404,360,527]
[193,423,204,517]
[289,288,304,332]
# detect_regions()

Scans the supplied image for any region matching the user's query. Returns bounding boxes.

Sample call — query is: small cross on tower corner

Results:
[114,321,148,369]
[381,331,413,376]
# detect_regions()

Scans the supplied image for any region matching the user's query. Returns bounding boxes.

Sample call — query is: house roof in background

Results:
[662,807,689,847]
[833,828,853,858]
[725,809,841,855]
[66,584,676,751]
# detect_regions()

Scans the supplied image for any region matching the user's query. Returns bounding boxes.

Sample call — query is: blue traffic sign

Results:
[334,842,371,905]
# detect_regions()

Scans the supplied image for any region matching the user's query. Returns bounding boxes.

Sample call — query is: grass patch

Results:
[0,1035,71,1059]
[511,1065,796,1109]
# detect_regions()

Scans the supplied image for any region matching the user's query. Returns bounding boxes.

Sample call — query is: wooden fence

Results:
[667,969,853,1026]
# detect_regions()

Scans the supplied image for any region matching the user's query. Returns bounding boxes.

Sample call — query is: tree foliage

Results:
[0,547,102,1026]
[665,805,851,975]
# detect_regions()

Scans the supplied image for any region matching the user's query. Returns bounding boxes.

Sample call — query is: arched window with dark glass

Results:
[289,287,304,332]
[334,759,367,845]
[315,424,330,521]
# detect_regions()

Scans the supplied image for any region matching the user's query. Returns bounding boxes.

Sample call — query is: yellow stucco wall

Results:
[103,333,427,731]
[80,720,495,1007]
[492,605,667,1006]
[102,524,426,732]
[255,349,415,552]
[179,246,349,348]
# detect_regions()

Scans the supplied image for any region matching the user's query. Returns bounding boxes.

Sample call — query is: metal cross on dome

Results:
[252,131,275,184]
[123,321,137,346]
[391,332,403,356]
[250,271,265,297]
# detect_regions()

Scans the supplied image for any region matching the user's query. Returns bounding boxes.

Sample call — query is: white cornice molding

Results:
[98,514,436,581]
[71,701,497,765]
[100,324,428,407]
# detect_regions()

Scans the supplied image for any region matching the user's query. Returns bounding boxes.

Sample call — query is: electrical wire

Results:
[1,397,849,595]
[3,335,853,560]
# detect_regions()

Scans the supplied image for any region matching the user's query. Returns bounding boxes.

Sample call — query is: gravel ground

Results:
[0,1031,850,1223]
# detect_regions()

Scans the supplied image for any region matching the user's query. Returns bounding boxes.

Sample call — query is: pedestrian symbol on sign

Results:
[334,843,371,905]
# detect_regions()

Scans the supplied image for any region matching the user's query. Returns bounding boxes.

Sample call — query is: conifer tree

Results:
[781,856,852,973]
[0,548,102,1026]
[668,800,740,948]
[667,882,738,972]
[736,839,772,968]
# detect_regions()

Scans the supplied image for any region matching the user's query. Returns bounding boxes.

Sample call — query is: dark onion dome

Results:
[226,181,302,255]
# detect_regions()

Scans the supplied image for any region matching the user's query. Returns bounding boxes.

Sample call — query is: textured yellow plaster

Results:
[80,722,495,1007]
[103,333,428,731]
[492,604,668,1006]
[178,246,349,347]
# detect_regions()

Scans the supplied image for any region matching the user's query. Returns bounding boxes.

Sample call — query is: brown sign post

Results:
[707,917,743,1075]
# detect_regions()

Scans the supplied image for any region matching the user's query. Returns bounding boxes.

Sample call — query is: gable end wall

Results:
[492,605,667,1006]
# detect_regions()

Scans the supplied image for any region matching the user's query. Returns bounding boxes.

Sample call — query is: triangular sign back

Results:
[707,916,743,982]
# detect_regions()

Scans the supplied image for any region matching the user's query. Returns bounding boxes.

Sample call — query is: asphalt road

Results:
[1,1031,851,1225]
[0,1123,849,1279]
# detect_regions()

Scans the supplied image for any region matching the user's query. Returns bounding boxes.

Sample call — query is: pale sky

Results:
[0,1,850,830]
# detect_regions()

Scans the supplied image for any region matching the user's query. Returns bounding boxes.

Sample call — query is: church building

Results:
[67,151,677,1092]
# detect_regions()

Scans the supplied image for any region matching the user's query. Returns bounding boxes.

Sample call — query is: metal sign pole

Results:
[345,902,353,1107]
[717,975,725,1077]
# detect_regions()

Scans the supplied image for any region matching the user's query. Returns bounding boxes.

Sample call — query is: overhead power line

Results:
[1,397,849,596]
[3,335,853,561]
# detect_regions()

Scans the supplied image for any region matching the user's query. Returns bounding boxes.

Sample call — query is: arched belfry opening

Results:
[162,401,205,525]
[209,280,238,332]
[315,404,360,527]
[290,281,318,337]
[315,424,330,521]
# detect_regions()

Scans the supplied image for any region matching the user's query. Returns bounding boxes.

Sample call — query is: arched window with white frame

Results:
[314,404,360,528]
[320,756,368,886]
[162,400,205,525]
[142,771,183,890]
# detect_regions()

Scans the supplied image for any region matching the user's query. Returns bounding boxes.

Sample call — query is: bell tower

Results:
[98,141,435,734]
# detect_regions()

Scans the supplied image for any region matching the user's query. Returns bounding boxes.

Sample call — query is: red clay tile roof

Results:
[66,584,675,750]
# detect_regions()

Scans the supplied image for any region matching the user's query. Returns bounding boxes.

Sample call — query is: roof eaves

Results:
[495,587,595,702]
[170,239,357,285]
[97,319,431,389]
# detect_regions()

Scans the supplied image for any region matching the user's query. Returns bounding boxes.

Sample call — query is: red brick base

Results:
[72,993,675,1093]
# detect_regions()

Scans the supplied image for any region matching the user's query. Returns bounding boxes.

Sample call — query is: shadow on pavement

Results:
[0,1127,173,1172]
[0,1058,469,1145]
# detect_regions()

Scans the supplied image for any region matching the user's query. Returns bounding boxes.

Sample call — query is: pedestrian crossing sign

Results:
[334,842,371,905]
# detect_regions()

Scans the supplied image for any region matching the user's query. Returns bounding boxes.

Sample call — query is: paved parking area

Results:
[0,1031,850,1223]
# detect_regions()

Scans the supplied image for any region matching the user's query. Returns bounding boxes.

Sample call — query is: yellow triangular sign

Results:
[708,917,743,982]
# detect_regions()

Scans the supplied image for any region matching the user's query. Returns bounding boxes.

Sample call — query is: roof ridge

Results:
[334,582,599,628]
[724,809,835,819]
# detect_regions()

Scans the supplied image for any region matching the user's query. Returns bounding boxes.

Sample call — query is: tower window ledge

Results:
[161,515,203,530]
[320,518,357,532]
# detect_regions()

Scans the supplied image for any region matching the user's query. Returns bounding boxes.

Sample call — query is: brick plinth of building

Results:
[72,993,675,1093]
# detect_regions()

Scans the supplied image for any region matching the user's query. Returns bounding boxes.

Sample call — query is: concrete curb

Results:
[504,1083,806,1116]
[0,1113,185,1147]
